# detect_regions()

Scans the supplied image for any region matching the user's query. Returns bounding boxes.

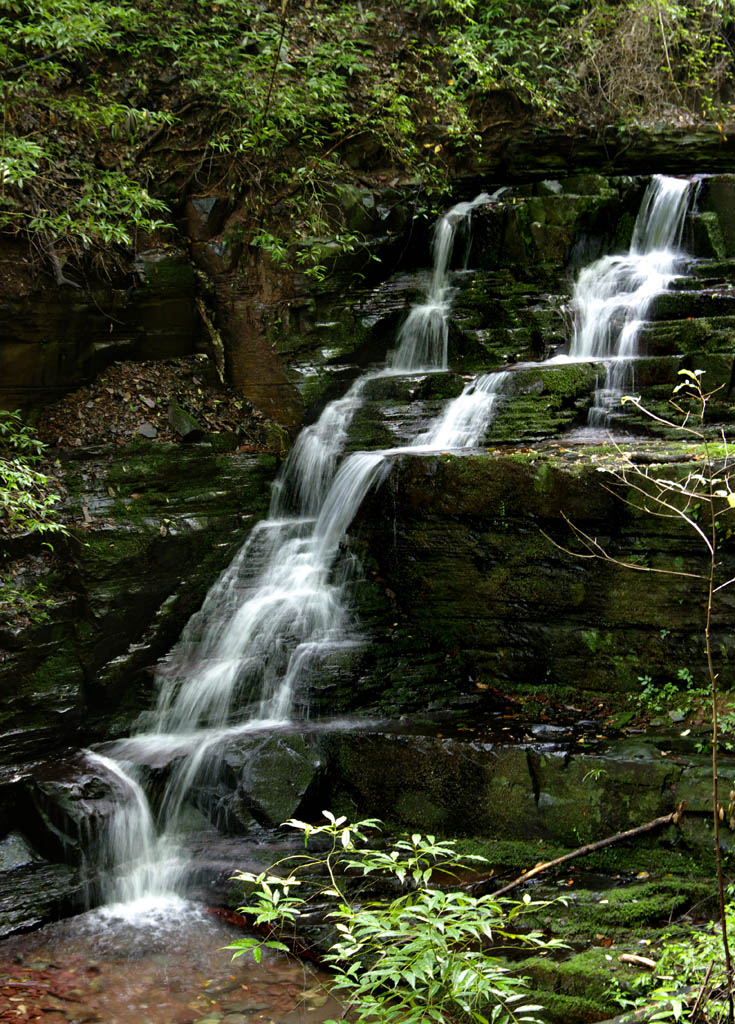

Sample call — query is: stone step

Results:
[673,256,735,286]
[345,357,709,451]
[638,316,735,356]
[345,372,466,451]
[649,287,735,321]
[24,719,734,866]
[316,724,733,861]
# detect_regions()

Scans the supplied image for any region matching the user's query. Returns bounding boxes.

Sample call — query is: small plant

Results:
[554,370,735,1016]
[0,410,68,622]
[0,573,51,625]
[635,667,708,719]
[227,811,562,1024]
[0,410,67,538]
[616,897,735,1023]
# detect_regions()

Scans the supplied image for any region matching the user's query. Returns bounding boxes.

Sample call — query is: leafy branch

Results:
[227,811,562,1024]
[0,409,68,538]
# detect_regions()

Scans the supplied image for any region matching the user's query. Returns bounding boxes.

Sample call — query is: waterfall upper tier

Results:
[569,175,694,427]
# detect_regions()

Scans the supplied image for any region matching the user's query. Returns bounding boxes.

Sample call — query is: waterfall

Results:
[92,190,496,908]
[390,193,490,371]
[79,177,698,912]
[569,174,693,426]
[416,371,509,450]
[86,752,186,908]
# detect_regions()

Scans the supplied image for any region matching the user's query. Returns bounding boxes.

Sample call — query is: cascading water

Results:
[389,194,489,370]
[569,174,693,426]
[416,371,509,450]
[93,190,498,910]
[88,176,697,914]
[87,752,186,906]
[52,167,702,926]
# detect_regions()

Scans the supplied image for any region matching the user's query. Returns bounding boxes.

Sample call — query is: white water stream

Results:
[94,190,499,909]
[90,176,694,911]
[569,174,692,426]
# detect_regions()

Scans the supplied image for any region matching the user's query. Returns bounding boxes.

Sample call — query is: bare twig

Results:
[557,373,735,1022]
[543,516,706,581]
[690,960,715,1022]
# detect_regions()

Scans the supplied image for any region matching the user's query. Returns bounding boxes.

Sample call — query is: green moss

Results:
[136,250,196,293]
[25,647,83,697]
[691,211,727,259]
[640,317,731,356]
[453,836,709,878]
[77,531,151,570]
[534,463,554,494]
[534,989,616,1024]
[522,947,628,1003]
[558,879,714,935]
[580,629,599,652]
[512,363,598,406]
[347,406,402,450]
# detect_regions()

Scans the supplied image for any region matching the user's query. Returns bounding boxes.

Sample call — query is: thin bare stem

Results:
[703,428,734,1024]
[559,373,735,1020]
[545,516,706,581]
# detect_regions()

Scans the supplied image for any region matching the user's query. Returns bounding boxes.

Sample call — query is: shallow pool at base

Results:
[0,899,340,1024]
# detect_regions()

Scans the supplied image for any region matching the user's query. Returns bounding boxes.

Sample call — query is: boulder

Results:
[219,732,323,829]
[23,753,120,863]
[0,862,84,938]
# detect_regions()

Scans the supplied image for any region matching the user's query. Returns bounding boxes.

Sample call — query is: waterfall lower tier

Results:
[86,752,187,909]
[87,191,495,906]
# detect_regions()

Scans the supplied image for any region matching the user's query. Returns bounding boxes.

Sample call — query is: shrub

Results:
[228,811,562,1024]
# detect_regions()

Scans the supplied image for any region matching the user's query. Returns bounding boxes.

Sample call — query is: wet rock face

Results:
[0,248,200,414]
[475,123,735,181]
[23,754,120,864]
[0,443,277,771]
[311,723,735,860]
[0,862,84,939]
[0,752,124,936]
[349,452,735,705]
[218,732,323,830]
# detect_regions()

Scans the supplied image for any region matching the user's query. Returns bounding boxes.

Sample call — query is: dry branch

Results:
[473,807,685,898]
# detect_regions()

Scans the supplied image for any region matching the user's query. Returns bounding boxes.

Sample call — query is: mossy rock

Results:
[521,947,628,1006]
[553,877,715,934]
[689,211,727,260]
[639,316,735,357]
[532,744,679,846]
[649,289,735,322]
[134,247,197,293]
[698,175,735,257]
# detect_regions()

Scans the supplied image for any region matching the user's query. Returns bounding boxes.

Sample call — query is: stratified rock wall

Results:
[349,451,735,705]
[0,248,201,413]
[0,442,276,771]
